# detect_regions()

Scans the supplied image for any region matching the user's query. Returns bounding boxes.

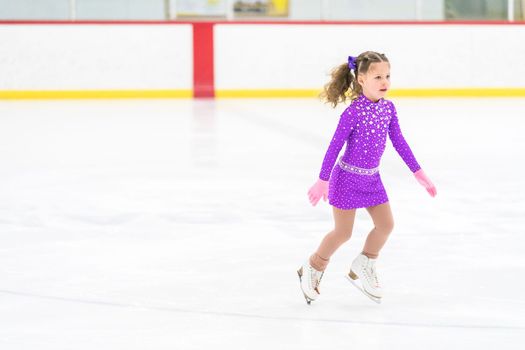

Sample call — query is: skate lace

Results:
[310,268,324,293]
[369,264,379,287]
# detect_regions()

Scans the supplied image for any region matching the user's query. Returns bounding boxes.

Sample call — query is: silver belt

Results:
[338,158,379,175]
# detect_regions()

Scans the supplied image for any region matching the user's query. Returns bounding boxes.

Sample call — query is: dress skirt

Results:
[328,163,389,210]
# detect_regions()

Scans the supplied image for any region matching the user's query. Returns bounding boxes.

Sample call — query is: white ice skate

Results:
[346,254,383,304]
[297,262,324,305]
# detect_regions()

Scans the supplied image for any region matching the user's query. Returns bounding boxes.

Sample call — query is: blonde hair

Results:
[320,51,389,108]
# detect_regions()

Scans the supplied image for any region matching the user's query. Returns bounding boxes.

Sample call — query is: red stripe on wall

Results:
[193,23,214,98]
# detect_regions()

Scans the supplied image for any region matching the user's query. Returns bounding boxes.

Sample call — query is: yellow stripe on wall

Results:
[216,89,320,98]
[0,90,192,99]
[216,88,525,98]
[1,88,525,100]
[388,88,525,98]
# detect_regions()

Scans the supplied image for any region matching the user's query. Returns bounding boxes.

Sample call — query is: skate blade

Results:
[345,274,382,304]
[297,269,314,305]
[302,292,313,305]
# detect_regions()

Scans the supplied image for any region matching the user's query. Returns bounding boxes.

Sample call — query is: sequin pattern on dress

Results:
[318,94,421,210]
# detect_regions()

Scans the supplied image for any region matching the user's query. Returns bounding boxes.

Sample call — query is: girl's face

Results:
[357,62,391,102]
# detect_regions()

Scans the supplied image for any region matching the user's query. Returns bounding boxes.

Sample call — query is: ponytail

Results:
[320,51,389,108]
[320,63,355,108]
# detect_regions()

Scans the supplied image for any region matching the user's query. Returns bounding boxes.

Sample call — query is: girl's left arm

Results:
[387,101,421,173]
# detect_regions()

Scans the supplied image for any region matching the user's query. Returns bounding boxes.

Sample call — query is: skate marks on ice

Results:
[1,288,524,331]
[1,99,525,348]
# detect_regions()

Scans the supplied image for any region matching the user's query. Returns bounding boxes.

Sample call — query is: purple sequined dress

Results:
[319,94,421,209]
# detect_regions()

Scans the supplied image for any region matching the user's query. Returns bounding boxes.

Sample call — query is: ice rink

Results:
[0,97,524,349]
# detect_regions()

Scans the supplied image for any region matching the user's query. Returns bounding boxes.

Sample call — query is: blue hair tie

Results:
[348,56,357,70]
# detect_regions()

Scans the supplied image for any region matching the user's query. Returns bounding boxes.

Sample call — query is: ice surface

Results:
[0,98,524,349]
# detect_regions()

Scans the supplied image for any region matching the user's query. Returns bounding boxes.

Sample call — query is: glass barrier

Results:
[0,0,523,21]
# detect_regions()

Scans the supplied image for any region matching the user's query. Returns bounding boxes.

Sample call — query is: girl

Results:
[297,51,437,304]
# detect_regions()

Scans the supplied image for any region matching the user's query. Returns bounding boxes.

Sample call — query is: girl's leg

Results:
[362,202,394,258]
[310,207,356,271]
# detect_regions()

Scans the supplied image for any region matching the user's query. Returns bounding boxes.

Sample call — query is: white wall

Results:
[0,24,193,90]
[214,24,525,90]
[0,23,524,92]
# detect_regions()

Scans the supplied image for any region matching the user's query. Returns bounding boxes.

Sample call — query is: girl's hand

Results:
[414,169,437,197]
[307,179,329,206]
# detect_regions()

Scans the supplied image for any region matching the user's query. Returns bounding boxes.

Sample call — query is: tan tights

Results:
[309,202,394,272]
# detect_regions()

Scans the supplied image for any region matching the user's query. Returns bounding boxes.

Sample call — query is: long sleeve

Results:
[319,108,356,181]
[387,102,421,173]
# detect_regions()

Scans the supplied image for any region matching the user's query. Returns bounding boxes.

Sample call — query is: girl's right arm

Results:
[308,108,355,206]
[318,108,356,181]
